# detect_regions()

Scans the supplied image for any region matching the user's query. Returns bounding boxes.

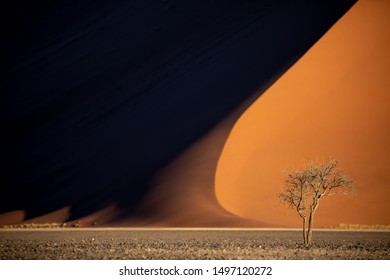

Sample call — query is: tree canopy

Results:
[279,159,354,245]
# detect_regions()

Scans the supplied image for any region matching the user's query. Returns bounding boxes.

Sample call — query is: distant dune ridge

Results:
[0,1,357,226]
[216,0,390,227]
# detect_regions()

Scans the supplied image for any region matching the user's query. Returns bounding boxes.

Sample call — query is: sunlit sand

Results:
[216,0,390,227]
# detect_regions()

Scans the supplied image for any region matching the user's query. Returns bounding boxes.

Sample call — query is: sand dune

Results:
[0,1,356,226]
[216,0,390,227]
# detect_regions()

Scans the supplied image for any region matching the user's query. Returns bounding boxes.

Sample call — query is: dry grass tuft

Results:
[337,223,390,230]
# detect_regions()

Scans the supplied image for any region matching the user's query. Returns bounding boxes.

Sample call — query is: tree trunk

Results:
[307,209,315,246]
[302,217,307,245]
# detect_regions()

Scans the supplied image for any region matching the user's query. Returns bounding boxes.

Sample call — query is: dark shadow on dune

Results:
[0,0,356,224]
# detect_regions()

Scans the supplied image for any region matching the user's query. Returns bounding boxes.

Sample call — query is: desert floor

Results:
[0,228,389,260]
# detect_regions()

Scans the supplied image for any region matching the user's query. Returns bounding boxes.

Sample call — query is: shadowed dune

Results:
[216,0,390,227]
[0,0,355,226]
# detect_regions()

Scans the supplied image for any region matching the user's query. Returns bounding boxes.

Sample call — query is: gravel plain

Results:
[1,229,389,260]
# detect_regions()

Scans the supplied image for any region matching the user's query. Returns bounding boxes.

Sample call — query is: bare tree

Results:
[279,159,354,246]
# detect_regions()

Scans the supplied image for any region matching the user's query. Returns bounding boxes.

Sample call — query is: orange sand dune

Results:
[23,207,71,224]
[1,1,356,227]
[0,211,25,225]
[216,0,390,227]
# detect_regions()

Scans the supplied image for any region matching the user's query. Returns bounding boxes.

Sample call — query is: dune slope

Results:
[216,0,390,227]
